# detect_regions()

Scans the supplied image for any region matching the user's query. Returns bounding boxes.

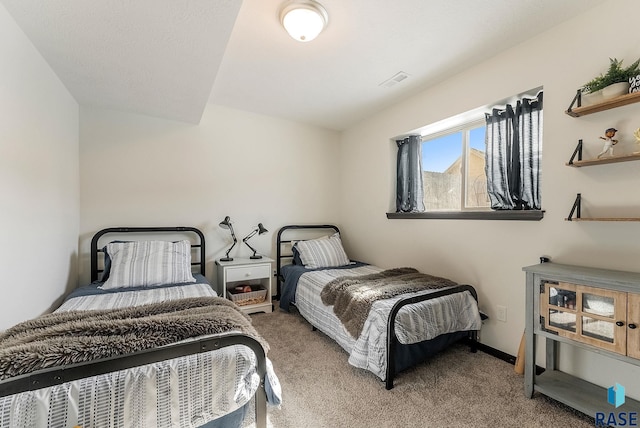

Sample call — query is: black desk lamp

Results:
[243,223,268,259]
[219,216,237,261]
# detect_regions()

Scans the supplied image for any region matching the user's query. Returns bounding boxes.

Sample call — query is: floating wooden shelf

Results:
[566,152,640,167]
[569,217,640,222]
[565,193,640,222]
[565,91,640,117]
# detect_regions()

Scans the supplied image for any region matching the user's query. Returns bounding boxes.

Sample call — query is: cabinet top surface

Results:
[523,262,640,284]
[216,257,274,267]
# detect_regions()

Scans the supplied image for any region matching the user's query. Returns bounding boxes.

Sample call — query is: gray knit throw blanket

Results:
[320,267,457,339]
[0,296,269,380]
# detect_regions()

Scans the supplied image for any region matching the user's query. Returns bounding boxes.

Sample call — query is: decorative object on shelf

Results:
[630,74,640,94]
[218,216,237,261]
[279,0,328,42]
[596,127,619,159]
[580,89,603,106]
[582,57,640,100]
[566,139,640,167]
[242,223,268,259]
[634,128,640,153]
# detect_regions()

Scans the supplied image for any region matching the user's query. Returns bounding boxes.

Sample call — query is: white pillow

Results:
[295,233,350,269]
[100,240,196,289]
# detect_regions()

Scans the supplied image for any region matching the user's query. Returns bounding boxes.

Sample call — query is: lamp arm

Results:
[224,240,236,259]
[242,228,258,243]
[228,223,237,243]
[244,240,259,257]
[223,223,238,259]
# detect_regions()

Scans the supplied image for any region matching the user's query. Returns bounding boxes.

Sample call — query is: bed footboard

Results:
[0,332,268,428]
[385,284,479,390]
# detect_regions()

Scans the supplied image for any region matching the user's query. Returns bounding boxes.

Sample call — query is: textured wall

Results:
[0,4,79,330]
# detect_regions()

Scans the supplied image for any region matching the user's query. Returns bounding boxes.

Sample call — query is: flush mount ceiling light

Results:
[279,0,328,42]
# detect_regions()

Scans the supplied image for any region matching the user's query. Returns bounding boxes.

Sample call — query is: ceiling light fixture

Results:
[279,0,328,43]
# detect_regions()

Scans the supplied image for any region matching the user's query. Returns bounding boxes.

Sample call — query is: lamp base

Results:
[219,257,234,262]
[250,255,262,259]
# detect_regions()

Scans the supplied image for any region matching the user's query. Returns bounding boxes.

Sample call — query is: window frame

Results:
[420,118,489,212]
[388,89,545,221]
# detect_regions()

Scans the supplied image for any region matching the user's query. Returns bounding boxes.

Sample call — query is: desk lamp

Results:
[242,223,268,259]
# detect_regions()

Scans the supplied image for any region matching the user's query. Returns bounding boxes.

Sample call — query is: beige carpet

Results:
[250,308,595,428]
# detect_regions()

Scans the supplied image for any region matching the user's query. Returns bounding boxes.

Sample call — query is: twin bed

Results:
[276,224,483,389]
[0,227,280,428]
[0,222,482,427]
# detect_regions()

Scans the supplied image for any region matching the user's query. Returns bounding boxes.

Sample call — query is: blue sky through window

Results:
[422,126,485,172]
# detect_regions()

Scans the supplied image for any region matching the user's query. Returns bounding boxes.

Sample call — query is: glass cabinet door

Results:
[540,282,627,355]
[541,282,577,335]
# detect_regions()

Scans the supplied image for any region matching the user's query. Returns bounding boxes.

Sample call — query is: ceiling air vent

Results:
[379,71,410,88]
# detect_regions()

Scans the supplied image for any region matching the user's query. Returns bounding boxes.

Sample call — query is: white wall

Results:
[339,0,640,397]
[79,103,341,287]
[0,4,79,330]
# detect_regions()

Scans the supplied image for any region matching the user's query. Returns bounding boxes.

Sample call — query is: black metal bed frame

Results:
[90,226,206,282]
[0,226,267,428]
[276,224,479,390]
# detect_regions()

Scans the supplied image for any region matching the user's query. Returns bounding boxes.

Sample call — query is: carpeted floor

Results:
[250,308,595,428]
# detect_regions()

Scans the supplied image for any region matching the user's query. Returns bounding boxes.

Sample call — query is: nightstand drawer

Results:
[226,264,271,282]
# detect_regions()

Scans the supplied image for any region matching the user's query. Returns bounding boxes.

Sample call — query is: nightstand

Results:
[216,257,274,315]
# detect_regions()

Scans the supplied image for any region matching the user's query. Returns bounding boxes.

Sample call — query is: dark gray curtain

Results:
[485,92,543,210]
[396,135,425,213]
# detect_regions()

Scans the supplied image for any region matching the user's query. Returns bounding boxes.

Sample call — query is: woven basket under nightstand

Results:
[228,288,267,306]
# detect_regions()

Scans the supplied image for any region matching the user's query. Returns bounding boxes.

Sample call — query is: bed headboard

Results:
[275,224,340,298]
[90,227,206,282]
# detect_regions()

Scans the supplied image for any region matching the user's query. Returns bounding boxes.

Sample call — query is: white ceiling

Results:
[3,0,605,131]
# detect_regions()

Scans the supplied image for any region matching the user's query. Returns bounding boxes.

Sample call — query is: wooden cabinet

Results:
[540,282,629,355]
[629,293,640,359]
[523,262,640,416]
[216,257,274,315]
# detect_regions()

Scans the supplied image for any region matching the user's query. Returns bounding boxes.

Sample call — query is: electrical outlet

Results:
[496,305,507,322]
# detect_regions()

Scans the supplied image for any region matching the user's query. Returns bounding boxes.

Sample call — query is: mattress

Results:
[284,264,481,380]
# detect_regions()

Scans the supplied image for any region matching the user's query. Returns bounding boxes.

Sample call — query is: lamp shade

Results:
[219,216,232,229]
[279,0,328,42]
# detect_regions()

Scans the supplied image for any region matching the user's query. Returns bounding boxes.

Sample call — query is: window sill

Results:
[386,210,545,221]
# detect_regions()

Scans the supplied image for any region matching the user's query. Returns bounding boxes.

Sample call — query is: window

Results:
[389,88,544,221]
[422,122,489,211]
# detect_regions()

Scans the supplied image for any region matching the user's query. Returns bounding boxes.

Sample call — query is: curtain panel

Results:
[396,135,425,213]
[485,92,543,210]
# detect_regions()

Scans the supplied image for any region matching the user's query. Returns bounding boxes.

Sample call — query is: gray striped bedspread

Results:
[294,265,481,380]
[0,282,281,428]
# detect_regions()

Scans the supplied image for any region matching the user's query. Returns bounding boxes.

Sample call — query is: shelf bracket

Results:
[565,89,582,116]
[567,140,583,165]
[566,193,582,221]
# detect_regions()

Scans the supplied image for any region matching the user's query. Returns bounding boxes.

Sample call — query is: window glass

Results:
[421,124,489,211]
[466,126,489,208]
[422,133,462,211]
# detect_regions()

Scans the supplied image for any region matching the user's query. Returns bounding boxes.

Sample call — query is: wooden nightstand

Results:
[216,257,274,315]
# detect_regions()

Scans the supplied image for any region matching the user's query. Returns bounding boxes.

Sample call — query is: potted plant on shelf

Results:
[581,57,640,105]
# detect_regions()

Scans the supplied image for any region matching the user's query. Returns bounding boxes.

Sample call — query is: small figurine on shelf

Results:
[634,128,640,154]
[596,127,618,158]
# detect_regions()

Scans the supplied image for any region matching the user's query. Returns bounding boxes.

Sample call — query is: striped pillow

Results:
[100,240,196,289]
[295,233,350,269]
